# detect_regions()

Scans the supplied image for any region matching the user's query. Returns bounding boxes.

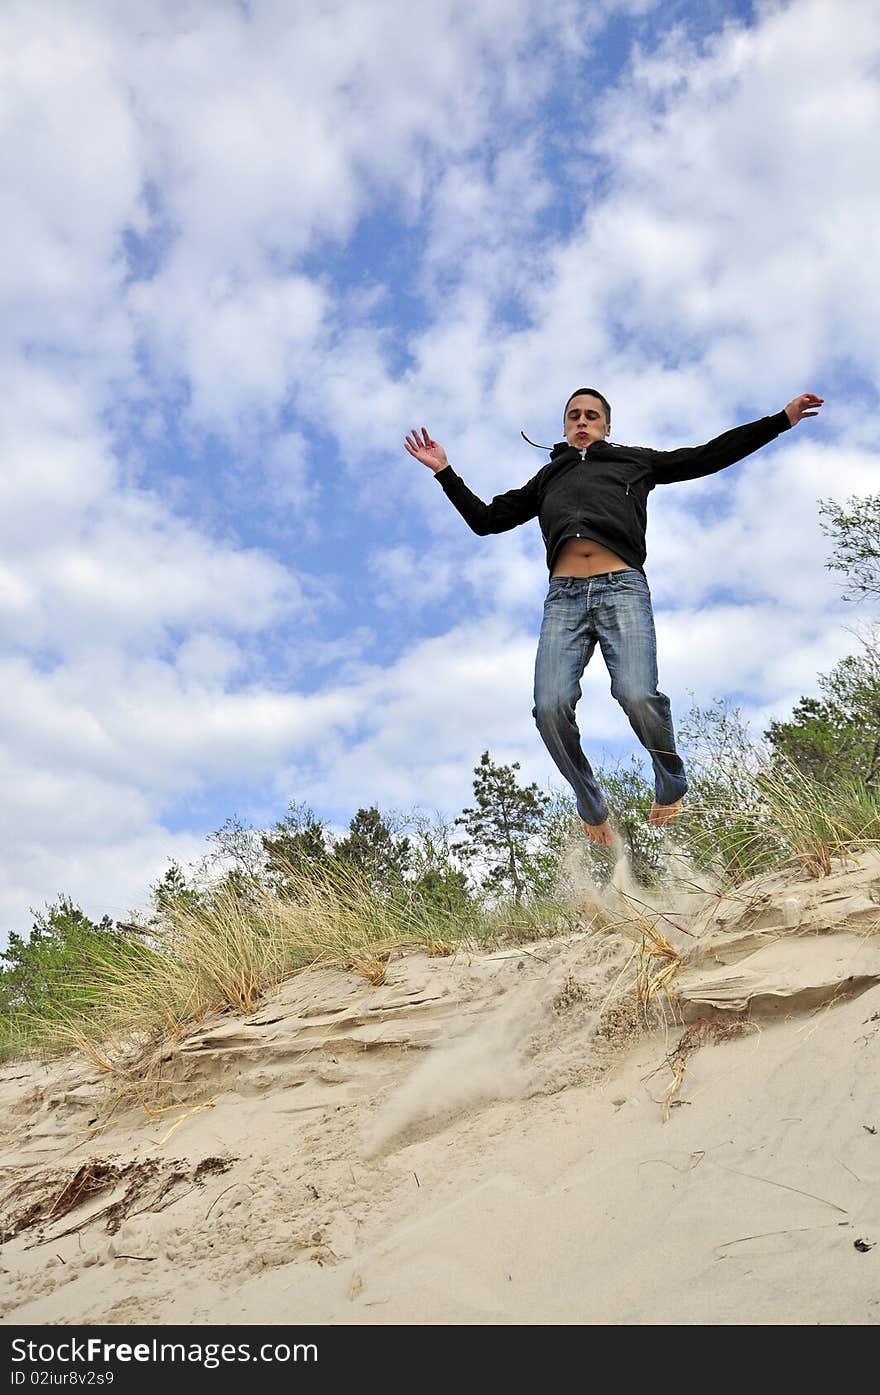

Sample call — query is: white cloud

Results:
[646,437,880,611]
[92,0,614,436]
[269,618,545,815]
[656,602,853,701]
[0,654,360,793]
[0,7,141,375]
[0,370,118,535]
[0,487,301,656]
[0,741,208,929]
[3,0,879,943]
[369,545,458,611]
[579,0,880,392]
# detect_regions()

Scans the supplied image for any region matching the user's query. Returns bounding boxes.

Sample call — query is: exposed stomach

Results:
[551,536,629,577]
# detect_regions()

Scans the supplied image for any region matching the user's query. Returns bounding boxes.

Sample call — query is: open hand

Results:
[784,392,824,426]
[404,426,448,473]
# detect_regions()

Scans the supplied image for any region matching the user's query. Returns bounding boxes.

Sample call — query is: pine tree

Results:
[454,752,549,904]
[333,806,411,894]
[0,897,122,1016]
[261,802,331,895]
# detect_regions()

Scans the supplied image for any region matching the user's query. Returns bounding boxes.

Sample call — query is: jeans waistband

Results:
[548,568,643,588]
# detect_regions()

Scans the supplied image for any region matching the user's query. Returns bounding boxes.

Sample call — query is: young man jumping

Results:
[405,389,823,846]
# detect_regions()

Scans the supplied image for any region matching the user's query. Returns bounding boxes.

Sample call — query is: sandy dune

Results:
[2,851,879,1325]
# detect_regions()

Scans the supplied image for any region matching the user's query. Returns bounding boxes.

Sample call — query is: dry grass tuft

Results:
[424,940,455,957]
[662,1017,753,1121]
[3,864,574,1080]
[0,1155,233,1246]
[349,949,393,986]
[577,880,689,1055]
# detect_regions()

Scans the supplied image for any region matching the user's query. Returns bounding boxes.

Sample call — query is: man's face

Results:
[564,394,609,449]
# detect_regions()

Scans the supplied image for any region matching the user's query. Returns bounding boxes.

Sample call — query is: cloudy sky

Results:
[2,0,878,938]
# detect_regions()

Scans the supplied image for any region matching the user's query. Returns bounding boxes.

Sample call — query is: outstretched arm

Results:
[403,424,541,535]
[649,392,824,485]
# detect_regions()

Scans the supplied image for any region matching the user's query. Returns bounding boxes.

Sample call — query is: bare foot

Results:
[648,799,683,827]
[581,818,615,847]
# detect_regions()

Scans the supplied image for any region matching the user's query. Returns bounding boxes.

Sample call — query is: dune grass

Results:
[753,761,880,875]
[0,863,578,1068]
[3,759,878,1071]
[678,756,880,885]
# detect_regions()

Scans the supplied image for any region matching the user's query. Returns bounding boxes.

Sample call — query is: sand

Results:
[2,848,880,1326]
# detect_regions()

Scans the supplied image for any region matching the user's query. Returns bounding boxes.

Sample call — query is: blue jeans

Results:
[532,570,687,825]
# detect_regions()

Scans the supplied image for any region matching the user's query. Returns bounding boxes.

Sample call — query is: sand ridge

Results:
[2,850,879,1325]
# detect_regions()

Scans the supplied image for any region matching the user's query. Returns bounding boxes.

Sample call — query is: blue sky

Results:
[2,0,879,937]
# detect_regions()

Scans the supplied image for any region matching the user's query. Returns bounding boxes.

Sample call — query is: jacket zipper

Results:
[578,446,631,494]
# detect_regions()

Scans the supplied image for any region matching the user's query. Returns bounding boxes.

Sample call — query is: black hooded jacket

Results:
[435,409,791,574]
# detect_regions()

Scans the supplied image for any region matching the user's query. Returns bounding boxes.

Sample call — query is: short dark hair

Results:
[564,387,611,430]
